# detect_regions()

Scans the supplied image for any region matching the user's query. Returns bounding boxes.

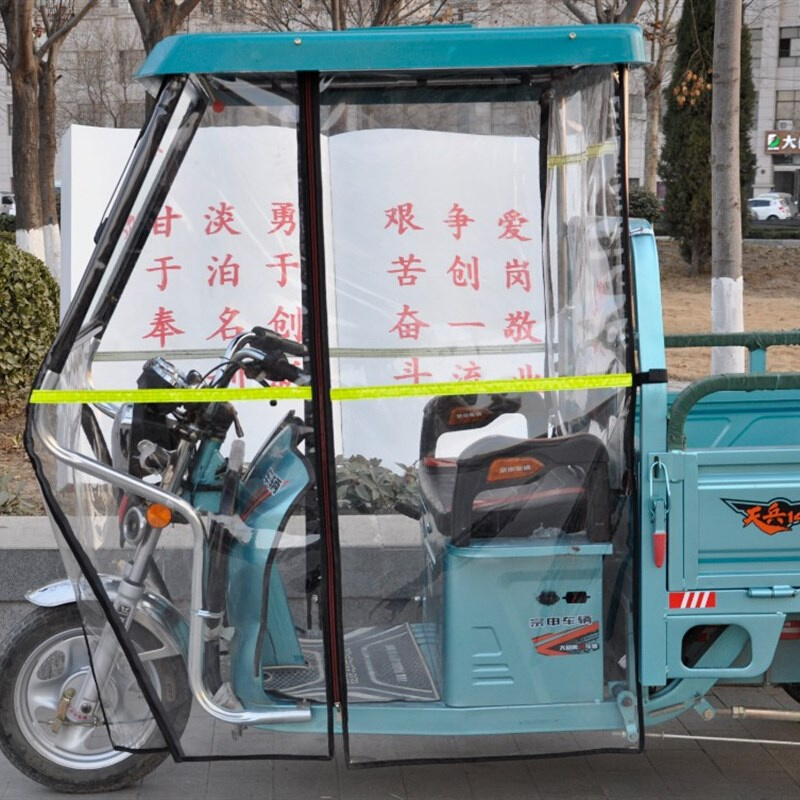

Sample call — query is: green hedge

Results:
[0,242,59,397]
[629,186,661,223]
[746,224,800,240]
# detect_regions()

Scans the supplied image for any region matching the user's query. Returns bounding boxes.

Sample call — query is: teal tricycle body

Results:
[6,21,800,793]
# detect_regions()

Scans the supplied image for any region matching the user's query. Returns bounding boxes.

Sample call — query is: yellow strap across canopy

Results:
[29,373,632,405]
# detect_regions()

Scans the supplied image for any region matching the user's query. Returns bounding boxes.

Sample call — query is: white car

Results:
[757,192,798,217]
[748,196,792,221]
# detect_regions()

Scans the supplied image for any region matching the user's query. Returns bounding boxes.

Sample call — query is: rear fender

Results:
[25,576,189,661]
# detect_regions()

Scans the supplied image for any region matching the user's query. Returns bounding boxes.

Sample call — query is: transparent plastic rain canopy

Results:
[27,64,638,765]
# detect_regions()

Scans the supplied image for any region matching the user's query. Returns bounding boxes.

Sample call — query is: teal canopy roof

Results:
[138,24,646,82]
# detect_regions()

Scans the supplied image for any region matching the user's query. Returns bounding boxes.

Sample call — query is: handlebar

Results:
[215,327,311,388]
[225,346,311,387]
[251,326,307,359]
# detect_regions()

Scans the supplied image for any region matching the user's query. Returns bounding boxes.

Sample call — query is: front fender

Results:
[25,577,189,661]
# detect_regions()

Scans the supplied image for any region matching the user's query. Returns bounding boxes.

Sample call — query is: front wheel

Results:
[0,605,191,794]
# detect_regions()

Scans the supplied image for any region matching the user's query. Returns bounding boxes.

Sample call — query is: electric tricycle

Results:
[6,22,800,794]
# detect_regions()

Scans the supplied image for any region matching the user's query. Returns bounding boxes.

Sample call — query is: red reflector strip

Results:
[668,591,717,609]
[781,620,800,640]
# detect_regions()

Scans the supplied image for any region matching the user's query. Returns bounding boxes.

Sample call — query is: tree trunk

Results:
[710,0,744,374]
[129,2,202,114]
[689,230,701,277]
[642,64,663,196]
[38,56,60,277]
[11,51,45,260]
[331,0,344,29]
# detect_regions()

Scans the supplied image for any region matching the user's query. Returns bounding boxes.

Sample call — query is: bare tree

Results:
[710,0,743,373]
[0,0,44,258]
[547,0,645,24]
[547,0,677,196]
[0,0,97,269]
[237,0,485,32]
[128,0,204,53]
[639,0,679,194]
[37,1,99,272]
[58,18,146,129]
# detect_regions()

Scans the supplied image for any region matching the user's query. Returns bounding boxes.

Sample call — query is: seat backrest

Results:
[419,393,547,461]
[450,432,611,546]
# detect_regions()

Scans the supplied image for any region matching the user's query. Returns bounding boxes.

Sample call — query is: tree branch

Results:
[562,1,592,25]
[37,0,100,61]
[616,0,645,23]
[426,0,449,23]
[128,0,150,43]
[173,0,203,29]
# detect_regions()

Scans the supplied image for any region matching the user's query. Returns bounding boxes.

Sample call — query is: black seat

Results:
[418,398,611,546]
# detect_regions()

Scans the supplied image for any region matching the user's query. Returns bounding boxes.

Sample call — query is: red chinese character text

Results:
[443,203,475,240]
[206,306,245,342]
[207,253,241,287]
[447,255,480,291]
[453,361,482,382]
[389,304,430,340]
[394,357,432,384]
[266,253,300,287]
[517,364,542,380]
[388,253,425,287]
[153,205,182,238]
[267,305,303,343]
[504,311,542,343]
[498,209,532,241]
[146,256,182,292]
[204,202,241,236]
[268,202,297,236]
[385,203,423,235]
[505,258,531,292]
[143,307,184,348]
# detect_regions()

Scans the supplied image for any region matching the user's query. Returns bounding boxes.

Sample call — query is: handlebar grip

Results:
[252,326,307,358]
[270,360,312,386]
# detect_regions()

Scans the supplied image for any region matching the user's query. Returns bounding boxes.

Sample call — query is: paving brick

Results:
[645,748,722,776]
[717,772,800,800]
[464,761,542,800]
[586,752,658,772]
[273,758,340,800]
[595,770,670,799]
[401,764,471,800]
[336,762,406,800]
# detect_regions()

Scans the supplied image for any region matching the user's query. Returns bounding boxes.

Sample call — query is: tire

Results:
[767,214,779,221]
[0,605,191,794]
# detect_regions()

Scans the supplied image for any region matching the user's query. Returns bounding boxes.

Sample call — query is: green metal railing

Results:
[664,330,800,450]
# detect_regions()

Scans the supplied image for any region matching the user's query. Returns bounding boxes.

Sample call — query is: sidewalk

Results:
[2,687,800,799]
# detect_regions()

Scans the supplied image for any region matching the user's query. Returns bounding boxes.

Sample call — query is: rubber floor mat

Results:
[263,623,439,702]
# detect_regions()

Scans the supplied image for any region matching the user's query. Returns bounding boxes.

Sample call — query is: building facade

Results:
[747,1,800,199]
[0,0,797,203]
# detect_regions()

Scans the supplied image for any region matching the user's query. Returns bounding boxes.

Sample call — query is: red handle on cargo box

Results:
[649,459,670,570]
[653,530,666,568]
